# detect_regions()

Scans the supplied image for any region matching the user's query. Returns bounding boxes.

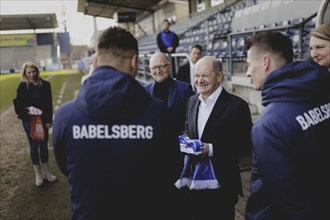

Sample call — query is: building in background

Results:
[0,13,88,73]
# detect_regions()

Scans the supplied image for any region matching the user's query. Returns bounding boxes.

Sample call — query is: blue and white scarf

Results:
[175,136,220,190]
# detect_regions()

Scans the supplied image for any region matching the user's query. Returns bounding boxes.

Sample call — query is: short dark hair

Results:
[245,31,293,63]
[163,19,170,24]
[190,44,203,51]
[98,26,138,59]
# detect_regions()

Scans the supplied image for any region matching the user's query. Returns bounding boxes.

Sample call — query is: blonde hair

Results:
[310,23,330,41]
[20,62,42,88]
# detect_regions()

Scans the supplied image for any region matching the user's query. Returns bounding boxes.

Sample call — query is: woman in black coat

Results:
[14,62,57,186]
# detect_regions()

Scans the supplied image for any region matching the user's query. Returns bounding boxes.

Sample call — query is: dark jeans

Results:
[22,120,49,165]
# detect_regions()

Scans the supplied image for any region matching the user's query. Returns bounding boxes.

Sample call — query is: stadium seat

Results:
[219,40,229,58]
[304,18,316,34]
[236,36,247,57]
[278,20,291,36]
[267,22,278,28]
[291,33,301,55]
[289,17,305,35]
[303,34,311,55]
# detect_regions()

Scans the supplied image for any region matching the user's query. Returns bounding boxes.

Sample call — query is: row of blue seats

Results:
[177,16,316,59]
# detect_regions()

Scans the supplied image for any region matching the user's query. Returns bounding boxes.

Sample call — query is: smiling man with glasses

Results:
[145,52,194,136]
[144,52,194,219]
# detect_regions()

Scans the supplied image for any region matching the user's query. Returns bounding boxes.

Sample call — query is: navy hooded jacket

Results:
[53,66,181,220]
[245,60,330,219]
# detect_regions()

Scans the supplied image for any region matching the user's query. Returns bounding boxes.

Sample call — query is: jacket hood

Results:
[76,66,151,123]
[262,60,330,106]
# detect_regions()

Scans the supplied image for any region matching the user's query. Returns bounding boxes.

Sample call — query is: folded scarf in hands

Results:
[178,135,204,155]
[175,136,220,190]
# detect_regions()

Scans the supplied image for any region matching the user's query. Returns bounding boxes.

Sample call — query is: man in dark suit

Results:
[176,44,203,92]
[145,52,194,136]
[182,56,252,220]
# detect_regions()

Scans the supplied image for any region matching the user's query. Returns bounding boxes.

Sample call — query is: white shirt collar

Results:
[198,85,223,104]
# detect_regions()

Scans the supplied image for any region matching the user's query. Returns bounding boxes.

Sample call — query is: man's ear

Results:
[263,55,270,71]
[130,54,138,76]
[217,71,224,82]
[168,62,172,70]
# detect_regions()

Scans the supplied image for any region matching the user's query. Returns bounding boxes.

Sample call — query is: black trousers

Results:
[184,189,236,220]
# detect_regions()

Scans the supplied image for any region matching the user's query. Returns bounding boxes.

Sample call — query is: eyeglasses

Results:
[149,63,170,72]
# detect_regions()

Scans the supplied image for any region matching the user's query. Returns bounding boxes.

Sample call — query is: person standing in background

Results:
[145,52,194,136]
[157,19,179,54]
[309,22,330,72]
[14,62,57,186]
[244,31,330,220]
[176,44,203,92]
[157,19,179,77]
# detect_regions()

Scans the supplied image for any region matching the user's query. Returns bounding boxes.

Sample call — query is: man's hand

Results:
[188,143,209,161]
[200,143,209,159]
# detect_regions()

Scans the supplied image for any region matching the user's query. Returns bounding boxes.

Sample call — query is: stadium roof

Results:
[77,0,167,21]
[0,13,58,31]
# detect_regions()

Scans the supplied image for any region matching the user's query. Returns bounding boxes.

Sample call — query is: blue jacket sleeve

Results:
[52,107,69,177]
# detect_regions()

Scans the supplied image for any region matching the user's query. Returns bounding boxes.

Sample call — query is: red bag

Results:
[30,115,44,141]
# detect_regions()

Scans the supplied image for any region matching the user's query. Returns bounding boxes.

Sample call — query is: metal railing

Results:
[226,12,317,77]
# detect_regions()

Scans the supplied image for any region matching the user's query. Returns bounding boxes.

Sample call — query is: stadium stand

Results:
[138,0,320,66]
[135,0,323,109]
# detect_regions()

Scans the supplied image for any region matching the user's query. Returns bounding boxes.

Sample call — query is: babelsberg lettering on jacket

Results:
[296,103,330,131]
[73,124,153,139]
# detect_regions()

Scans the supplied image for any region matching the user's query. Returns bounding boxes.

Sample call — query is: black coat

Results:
[184,89,252,203]
[176,62,191,84]
[14,80,53,125]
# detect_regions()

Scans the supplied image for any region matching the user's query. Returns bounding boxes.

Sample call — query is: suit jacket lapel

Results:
[189,95,200,139]
[201,89,228,140]
[149,83,156,96]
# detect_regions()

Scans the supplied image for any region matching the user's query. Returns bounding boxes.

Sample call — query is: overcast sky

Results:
[0,0,116,46]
